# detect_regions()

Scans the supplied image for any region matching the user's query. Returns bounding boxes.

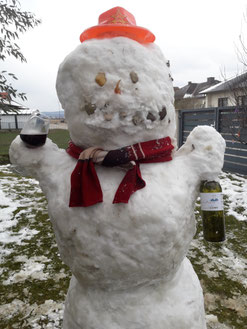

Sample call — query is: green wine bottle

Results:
[200,180,226,242]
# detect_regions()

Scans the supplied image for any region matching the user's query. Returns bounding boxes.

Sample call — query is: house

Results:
[174,77,221,140]
[0,93,33,130]
[200,72,247,108]
[174,77,221,110]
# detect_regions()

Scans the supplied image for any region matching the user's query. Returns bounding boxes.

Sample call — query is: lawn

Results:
[0,129,70,164]
[0,130,246,329]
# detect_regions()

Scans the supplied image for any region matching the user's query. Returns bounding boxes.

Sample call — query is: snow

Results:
[0,174,39,245]
[7,34,230,328]
[0,165,66,328]
[8,128,227,328]
[0,98,33,115]
[184,93,193,98]
[0,298,64,328]
[220,171,247,221]
[200,73,247,94]
[0,164,246,328]
[56,37,176,149]
[3,256,48,285]
[1,2,245,324]
[199,80,226,94]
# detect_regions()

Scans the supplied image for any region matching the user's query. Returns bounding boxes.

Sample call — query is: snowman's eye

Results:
[95,72,106,86]
[159,106,167,120]
[130,71,138,83]
[84,103,96,115]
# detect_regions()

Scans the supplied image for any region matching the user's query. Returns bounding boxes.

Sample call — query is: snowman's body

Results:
[10,36,225,329]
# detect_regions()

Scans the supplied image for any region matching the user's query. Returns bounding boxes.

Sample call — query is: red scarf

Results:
[67,137,174,207]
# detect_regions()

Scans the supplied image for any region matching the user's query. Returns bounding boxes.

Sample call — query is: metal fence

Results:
[0,114,30,130]
[178,107,247,175]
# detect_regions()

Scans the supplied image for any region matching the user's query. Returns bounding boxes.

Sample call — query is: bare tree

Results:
[0,0,41,112]
[220,11,247,146]
[219,80,247,145]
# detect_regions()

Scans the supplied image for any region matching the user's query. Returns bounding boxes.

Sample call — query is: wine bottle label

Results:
[200,193,224,211]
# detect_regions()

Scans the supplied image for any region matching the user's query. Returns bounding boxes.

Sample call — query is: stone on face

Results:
[56,37,176,149]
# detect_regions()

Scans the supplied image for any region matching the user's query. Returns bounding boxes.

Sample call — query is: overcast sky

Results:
[3,0,247,112]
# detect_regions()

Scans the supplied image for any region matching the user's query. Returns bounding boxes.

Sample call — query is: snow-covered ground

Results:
[0,165,69,328]
[0,164,246,328]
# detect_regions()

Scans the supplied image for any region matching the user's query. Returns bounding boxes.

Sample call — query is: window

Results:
[218,97,228,107]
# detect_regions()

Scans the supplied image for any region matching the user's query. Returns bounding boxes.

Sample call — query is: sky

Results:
[3,0,247,112]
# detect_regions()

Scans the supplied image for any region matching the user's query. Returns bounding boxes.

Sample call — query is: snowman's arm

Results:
[9,136,66,179]
[175,125,226,180]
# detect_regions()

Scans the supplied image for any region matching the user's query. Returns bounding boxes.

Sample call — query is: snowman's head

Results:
[56,37,176,149]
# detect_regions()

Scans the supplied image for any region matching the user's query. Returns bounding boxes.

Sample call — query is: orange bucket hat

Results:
[80,7,155,44]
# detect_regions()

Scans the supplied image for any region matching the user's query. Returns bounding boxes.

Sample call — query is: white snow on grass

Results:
[0,164,68,328]
[0,164,246,328]
[220,172,247,221]
[0,299,64,328]
[3,255,49,285]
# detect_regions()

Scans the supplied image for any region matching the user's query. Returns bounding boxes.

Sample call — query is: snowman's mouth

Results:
[83,102,167,127]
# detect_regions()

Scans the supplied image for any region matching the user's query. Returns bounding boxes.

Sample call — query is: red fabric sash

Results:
[67,137,174,207]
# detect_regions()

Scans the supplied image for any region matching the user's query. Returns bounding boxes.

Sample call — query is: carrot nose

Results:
[114,80,121,94]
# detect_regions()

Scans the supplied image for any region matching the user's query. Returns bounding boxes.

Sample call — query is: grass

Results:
[0,130,246,328]
[0,168,70,328]
[188,200,247,329]
[0,129,70,164]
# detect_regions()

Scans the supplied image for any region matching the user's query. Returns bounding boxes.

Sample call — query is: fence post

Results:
[178,110,184,147]
[14,114,18,130]
[214,107,220,132]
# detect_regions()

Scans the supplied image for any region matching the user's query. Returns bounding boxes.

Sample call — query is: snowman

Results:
[9,7,225,329]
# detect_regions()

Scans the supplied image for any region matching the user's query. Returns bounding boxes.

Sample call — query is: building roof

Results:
[175,77,221,99]
[0,93,33,115]
[201,72,247,94]
[0,108,33,115]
